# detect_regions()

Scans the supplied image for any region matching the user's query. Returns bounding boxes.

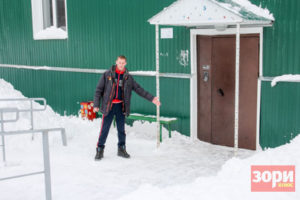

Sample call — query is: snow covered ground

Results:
[0,78,299,200]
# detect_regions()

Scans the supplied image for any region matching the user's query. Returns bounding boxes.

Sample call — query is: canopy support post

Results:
[155,24,160,148]
[234,23,241,155]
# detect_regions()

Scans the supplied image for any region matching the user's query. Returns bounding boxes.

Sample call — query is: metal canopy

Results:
[148,0,274,27]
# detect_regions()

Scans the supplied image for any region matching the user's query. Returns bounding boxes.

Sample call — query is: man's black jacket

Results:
[93,65,154,117]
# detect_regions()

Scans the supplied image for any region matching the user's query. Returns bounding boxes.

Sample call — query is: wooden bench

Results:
[97,112,177,142]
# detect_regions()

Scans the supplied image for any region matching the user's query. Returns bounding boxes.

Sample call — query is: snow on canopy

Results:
[216,0,274,20]
[148,0,274,27]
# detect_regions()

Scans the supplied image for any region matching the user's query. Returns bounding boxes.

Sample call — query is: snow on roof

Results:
[148,0,274,27]
[215,0,274,21]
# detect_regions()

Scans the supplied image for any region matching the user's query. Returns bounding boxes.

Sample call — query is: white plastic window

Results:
[31,0,68,40]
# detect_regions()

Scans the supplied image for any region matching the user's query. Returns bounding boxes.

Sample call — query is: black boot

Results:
[118,146,130,158]
[95,147,104,160]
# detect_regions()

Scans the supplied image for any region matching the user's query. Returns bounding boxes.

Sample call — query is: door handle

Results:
[217,88,224,96]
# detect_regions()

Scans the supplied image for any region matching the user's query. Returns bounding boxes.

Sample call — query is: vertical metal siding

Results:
[160,26,191,74]
[252,0,300,76]
[260,82,300,148]
[251,0,300,148]
[1,0,190,72]
[0,0,191,136]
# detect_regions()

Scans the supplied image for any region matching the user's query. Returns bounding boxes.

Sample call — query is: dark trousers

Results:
[97,103,126,148]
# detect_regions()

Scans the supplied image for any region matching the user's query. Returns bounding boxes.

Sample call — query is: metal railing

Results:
[0,98,47,129]
[0,98,67,200]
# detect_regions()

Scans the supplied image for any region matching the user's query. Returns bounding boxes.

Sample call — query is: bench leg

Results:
[168,124,171,138]
[160,124,162,142]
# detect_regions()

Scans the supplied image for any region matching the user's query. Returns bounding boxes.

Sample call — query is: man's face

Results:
[116,58,127,71]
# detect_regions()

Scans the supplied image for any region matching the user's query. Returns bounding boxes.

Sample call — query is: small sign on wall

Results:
[160,28,173,39]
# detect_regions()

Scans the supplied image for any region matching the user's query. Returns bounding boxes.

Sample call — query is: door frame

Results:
[190,27,263,150]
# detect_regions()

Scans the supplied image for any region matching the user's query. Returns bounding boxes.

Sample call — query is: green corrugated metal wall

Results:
[260,82,300,148]
[0,0,190,72]
[1,0,300,148]
[0,0,191,136]
[251,0,300,148]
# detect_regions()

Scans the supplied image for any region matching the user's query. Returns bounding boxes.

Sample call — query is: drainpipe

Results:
[234,23,241,155]
[155,24,160,148]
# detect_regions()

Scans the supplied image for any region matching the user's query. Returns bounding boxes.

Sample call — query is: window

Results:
[31,0,68,40]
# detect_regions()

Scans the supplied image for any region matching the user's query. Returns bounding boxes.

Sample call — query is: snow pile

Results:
[120,136,300,200]
[0,78,298,200]
[0,79,85,134]
[215,0,274,21]
[271,74,300,87]
[34,26,67,40]
[0,78,253,200]
[0,78,101,156]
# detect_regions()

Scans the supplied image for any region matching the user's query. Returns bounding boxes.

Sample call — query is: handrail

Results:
[0,128,66,200]
[0,98,67,200]
[0,98,47,112]
[0,107,19,124]
[0,98,47,132]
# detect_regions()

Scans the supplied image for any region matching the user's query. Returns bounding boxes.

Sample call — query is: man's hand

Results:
[93,107,99,113]
[152,97,161,106]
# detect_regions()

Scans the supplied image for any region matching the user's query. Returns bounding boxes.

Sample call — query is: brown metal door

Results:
[197,35,259,150]
[211,36,236,147]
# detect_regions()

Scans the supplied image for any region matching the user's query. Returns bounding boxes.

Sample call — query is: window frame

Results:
[31,0,68,40]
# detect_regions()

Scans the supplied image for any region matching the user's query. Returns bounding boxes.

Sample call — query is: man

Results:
[93,55,161,160]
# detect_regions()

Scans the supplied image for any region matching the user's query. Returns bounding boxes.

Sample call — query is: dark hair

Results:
[117,55,127,61]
